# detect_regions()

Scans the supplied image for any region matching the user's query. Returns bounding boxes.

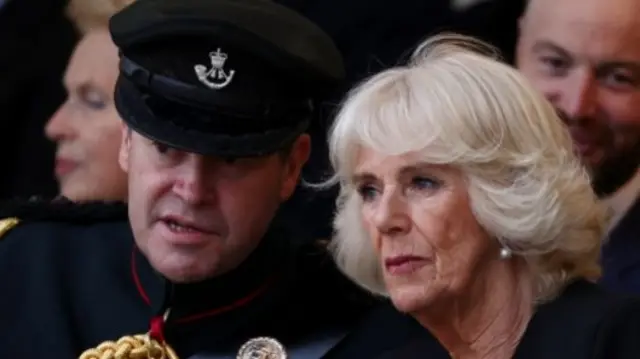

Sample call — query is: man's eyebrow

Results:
[598,61,640,73]
[531,40,571,58]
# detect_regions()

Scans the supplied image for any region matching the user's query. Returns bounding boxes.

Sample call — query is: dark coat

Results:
[351,280,640,359]
[601,199,640,295]
[0,200,391,358]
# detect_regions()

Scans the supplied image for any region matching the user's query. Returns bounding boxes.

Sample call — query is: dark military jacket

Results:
[0,199,410,359]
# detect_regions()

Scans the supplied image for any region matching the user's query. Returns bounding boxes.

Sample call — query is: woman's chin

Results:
[388,284,434,314]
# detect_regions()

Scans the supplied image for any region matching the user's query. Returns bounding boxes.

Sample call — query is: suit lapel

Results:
[601,198,640,293]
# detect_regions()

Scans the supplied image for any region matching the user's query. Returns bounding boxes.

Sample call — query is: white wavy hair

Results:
[325,33,606,303]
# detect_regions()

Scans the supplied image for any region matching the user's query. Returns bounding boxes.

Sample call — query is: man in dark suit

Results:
[0,0,77,199]
[515,0,640,294]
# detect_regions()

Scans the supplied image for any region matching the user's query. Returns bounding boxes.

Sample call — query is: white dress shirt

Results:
[604,170,640,233]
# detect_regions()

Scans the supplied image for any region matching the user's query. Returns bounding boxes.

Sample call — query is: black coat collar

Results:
[372,280,638,359]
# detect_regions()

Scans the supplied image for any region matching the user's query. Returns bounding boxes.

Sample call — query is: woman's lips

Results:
[55,158,78,177]
[384,255,429,275]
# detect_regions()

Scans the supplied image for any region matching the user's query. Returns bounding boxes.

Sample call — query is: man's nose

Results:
[172,156,215,204]
[558,71,598,122]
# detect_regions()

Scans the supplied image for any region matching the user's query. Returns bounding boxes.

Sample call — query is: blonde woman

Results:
[325,34,640,358]
[45,0,134,202]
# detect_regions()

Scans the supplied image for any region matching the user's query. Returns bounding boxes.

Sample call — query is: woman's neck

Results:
[414,259,533,359]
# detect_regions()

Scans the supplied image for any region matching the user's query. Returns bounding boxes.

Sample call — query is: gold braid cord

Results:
[79,334,179,359]
[0,217,19,239]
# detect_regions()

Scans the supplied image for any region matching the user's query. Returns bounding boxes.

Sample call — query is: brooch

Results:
[236,337,287,359]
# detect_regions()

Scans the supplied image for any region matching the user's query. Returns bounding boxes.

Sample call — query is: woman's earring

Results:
[499,247,512,259]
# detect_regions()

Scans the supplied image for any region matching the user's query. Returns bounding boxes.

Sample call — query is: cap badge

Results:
[194,48,236,89]
[236,337,287,359]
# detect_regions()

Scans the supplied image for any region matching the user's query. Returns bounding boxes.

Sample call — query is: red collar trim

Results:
[131,247,274,324]
[131,247,151,305]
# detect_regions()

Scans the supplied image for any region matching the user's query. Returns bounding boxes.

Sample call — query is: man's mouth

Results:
[157,216,220,246]
[574,140,599,156]
[164,219,201,233]
[160,216,215,234]
[567,128,606,163]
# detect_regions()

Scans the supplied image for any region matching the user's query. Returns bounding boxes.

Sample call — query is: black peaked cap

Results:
[109,0,344,157]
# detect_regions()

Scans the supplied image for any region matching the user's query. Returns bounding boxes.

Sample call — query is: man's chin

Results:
[150,255,220,283]
[159,266,216,283]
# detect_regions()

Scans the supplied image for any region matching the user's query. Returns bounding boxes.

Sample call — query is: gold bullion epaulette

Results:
[0,217,19,240]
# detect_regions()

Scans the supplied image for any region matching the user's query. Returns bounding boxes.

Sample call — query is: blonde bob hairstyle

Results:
[66,0,135,34]
[325,33,606,303]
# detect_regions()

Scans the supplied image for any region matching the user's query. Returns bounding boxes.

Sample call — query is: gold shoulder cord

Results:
[80,308,178,359]
[0,217,19,239]
[79,333,178,359]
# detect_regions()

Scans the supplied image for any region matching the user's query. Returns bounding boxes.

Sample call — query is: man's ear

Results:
[514,14,528,67]
[118,124,132,173]
[518,0,533,36]
[279,134,311,201]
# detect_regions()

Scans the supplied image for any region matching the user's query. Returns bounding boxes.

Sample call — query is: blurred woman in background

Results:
[45,0,133,202]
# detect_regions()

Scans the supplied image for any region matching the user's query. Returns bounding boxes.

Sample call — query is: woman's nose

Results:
[45,104,75,142]
[372,189,411,236]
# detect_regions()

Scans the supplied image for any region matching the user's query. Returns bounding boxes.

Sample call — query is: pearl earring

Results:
[499,247,512,259]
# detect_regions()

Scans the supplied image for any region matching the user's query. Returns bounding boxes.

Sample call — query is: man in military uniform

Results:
[0,0,413,357]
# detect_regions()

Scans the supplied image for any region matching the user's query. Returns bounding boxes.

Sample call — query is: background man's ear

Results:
[118,124,132,173]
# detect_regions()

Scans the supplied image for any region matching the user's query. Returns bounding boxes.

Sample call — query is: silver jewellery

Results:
[499,247,513,259]
[237,337,287,359]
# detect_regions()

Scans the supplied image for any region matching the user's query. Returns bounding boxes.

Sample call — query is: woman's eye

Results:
[79,87,107,110]
[356,184,379,202]
[411,176,440,191]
